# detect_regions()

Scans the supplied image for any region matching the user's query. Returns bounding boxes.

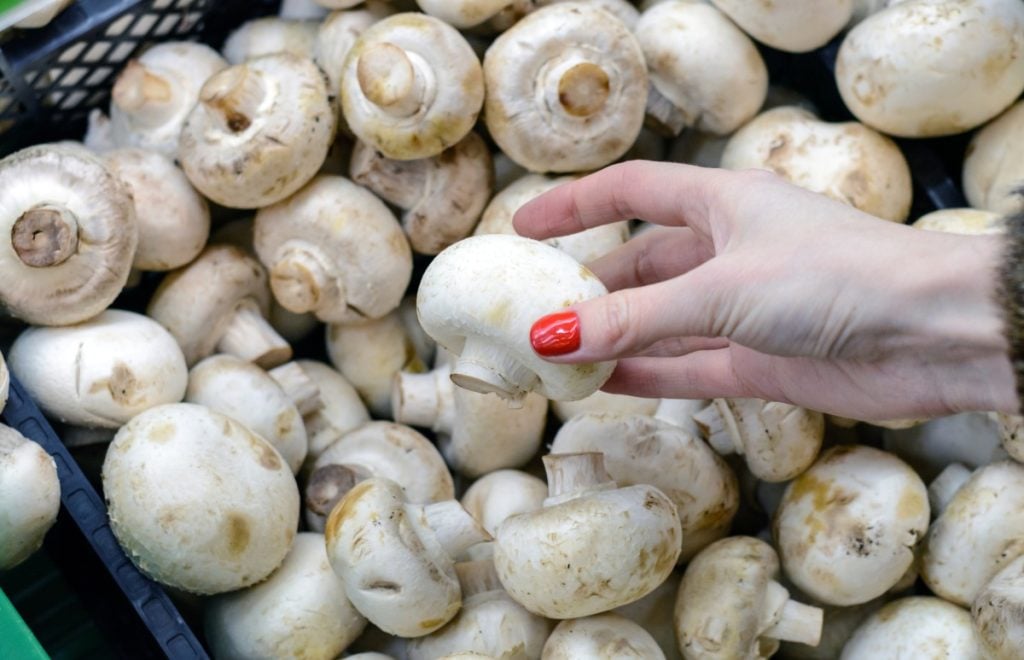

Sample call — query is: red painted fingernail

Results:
[530,311,580,356]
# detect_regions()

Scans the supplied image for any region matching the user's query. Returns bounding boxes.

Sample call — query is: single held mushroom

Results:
[964,100,1024,215]
[972,553,1024,660]
[8,310,188,429]
[204,532,367,660]
[102,403,300,594]
[543,612,665,659]
[636,1,767,137]
[551,413,739,560]
[222,18,319,64]
[709,0,853,53]
[921,460,1024,606]
[836,0,1024,138]
[148,244,292,369]
[341,13,484,160]
[315,6,393,117]
[483,4,648,173]
[350,133,494,255]
[675,536,824,659]
[994,413,1024,463]
[693,398,825,483]
[103,148,209,272]
[107,42,228,157]
[494,452,682,618]
[0,144,136,326]
[614,572,682,660]
[840,596,983,659]
[178,53,335,209]
[416,235,616,402]
[325,477,491,637]
[721,106,913,222]
[460,469,548,537]
[551,390,660,424]
[0,424,60,570]
[392,363,548,477]
[774,445,930,606]
[912,208,1004,235]
[305,421,454,531]
[254,175,412,323]
[292,360,370,468]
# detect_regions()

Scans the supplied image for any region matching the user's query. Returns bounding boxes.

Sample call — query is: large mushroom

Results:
[0,424,60,570]
[963,100,1024,215]
[840,597,983,659]
[972,553,1024,660]
[709,0,853,53]
[543,612,665,659]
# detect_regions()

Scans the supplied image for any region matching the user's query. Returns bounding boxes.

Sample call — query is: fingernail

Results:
[530,311,580,356]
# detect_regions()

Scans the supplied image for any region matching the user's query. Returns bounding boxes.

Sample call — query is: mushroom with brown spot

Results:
[0,424,60,570]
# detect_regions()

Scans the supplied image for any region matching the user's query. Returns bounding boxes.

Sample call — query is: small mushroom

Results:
[721,106,913,222]
[709,0,853,53]
[293,360,370,468]
[342,13,484,160]
[0,424,60,570]
[882,413,1008,483]
[613,572,682,660]
[147,244,292,368]
[552,391,660,424]
[108,42,228,157]
[0,144,136,326]
[840,597,982,659]
[222,18,319,64]
[350,133,494,254]
[774,445,930,606]
[484,4,647,173]
[417,235,616,402]
[964,100,1024,215]
[325,477,491,636]
[551,413,739,560]
[461,469,548,537]
[179,54,335,209]
[102,403,300,594]
[204,532,367,659]
[675,536,824,659]
[254,175,412,323]
[315,6,393,118]
[8,310,188,428]
[494,452,682,618]
[972,553,1024,660]
[994,413,1024,463]
[912,208,1004,235]
[543,612,664,659]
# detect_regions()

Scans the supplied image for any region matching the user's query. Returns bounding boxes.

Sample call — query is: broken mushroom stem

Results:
[357,42,436,118]
[12,205,79,268]
[543,452,616,503]
[269,244,341,315]
[216,302,293,368]
[112,60,176,128]
[200,65,270,134]
[268,361,323,416]
[450,337,538,401]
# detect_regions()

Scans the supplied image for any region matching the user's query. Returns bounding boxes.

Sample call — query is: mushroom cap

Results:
[912,208,1004,236]
[995,413,1024,463]
[415,0,520,28]
[552,391,660,423]
[102,403,300,594]
[417,235,616,402]
[0,425,60,570]
[295,360,370,466]
[204,532,367,659]
[540,0,640,28]
[774,445,930,606]
[222,18,319,64]
[709,0,853,53]
[8,309,188,428]
[254,175,411,323]
[0,144,136,326]
[836,0,1024,138]
[840,597,982,659]
[637,1,768,135]
[461,469,548,537]
[721,106,912,222]
[972,553,1024,660]
[341,13,484,160]
[964,100,1024,214]
[315,7,390,107]
[103,148,209,271]
[543,612,665,659]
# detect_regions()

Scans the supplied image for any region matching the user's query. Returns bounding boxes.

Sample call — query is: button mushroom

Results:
[102,403,300,594]
[417,235,616,402]
[494,452,682,618]
[483,4,648,173]
[912,208,1004,236]
[0,144,137,326]
[292,360,370,468]
[460,469,548,537]
[972,553,1024,660]
[325,477,491,637]
[0,424,60,570]
[543,612,665,659]
[315,6,394,119]
[774,445,930,606]
[840,596,983,659]
[709,0,853,53]
[222,18,319,64]
[964,100,1024,215]
[994,413,1024,463]
[552,391,660,424]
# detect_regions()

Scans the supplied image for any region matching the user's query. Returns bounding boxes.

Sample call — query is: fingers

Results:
[587,226,713,292]
[636,336,730,358]
[601,351,755,400]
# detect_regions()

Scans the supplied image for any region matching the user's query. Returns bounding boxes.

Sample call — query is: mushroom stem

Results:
[450,336,539,401]
[200,65,270,134]
[543,452,615,500]
[216,302,292,369]
[112,61,177,128]
[269,246,341,316]
[454,559,503,598]
[543,56,612,119]
[12,205,79,268]
[419,500,492,558]
[306,463,370,517]
[645,83,687,137]
[392,369,454,432]
[927,462,972,515]
[765,598,824,647]
[356,43,435,118]
[694,399,741,455]
[268,362,323,416]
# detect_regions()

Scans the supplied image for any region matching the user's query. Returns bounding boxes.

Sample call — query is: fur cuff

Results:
[998,206,1024,413]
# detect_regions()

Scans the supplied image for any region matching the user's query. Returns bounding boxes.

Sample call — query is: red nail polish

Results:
[530,311,580,356]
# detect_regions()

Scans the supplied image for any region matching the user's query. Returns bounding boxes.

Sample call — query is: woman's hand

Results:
[513,161,1017,421]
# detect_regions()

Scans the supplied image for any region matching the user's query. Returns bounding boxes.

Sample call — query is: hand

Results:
[513,161,1017,421]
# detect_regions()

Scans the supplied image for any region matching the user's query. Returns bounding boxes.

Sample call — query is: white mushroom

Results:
[293,360,370,468]
[415,0,526,28]
[994,413,1024,463]
[912,208,1004,235]
[774,445,930,606]
[709,0,853,53]
[315,6,394,118]
[552,391,660,424]
[8,310,187,429]
[721,106,913,222]
[613,572,682,660]
[881,413,1008,483]
[0,424,60,570]
[551,413,739,560]
[964,100,1024,215]
[222,18,319,64]
[972,553,1024,660]
[494,452,682,618]
[102,403,300,594]
[840,596,982,659]
[460,469,548,537]
[543,612,664,659]
[483,4,648,173]
[204,532,367,659]
[417,235,616,402]
[325,477,491,636]
[539,0,640,28]
[179,54,335,209]
[0,144,136,326]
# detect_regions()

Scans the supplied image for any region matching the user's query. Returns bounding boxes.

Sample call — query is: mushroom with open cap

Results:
[840,596,983,659]
[148,244,292,369]
[325,477,491,637]
[460,469,548,537]
[494,452,682,618]
[964,100,1024,215]
[8,310,188,429]
[417,235,616,402]
[483,4,648,173]
[102,403,300,594]
[551,391,660,424]
[543,612,664,659]
[179,53,335,209]
[674,536,824,659]
[774,445,930,606]
[222,18,319,64]
[292,360,370,468]
[0,424,60,570]
[912,208,1004,236]
[709,0,853,53]
[973,553,1024,660]
[0,144,137,326]
[204,532,367,659]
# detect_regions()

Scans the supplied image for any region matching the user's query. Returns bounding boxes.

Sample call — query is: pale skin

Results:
[514,161,1018,421]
